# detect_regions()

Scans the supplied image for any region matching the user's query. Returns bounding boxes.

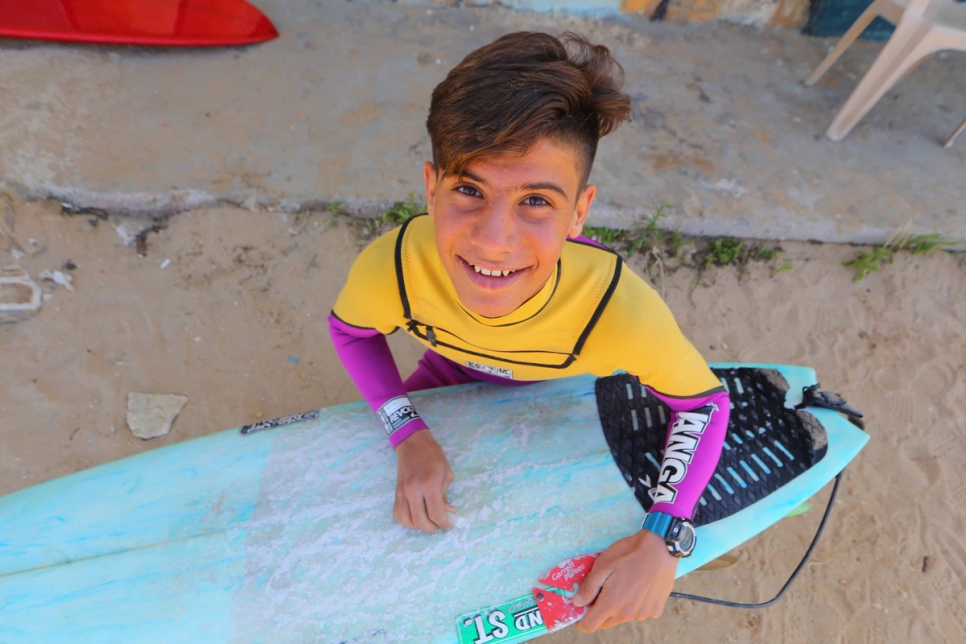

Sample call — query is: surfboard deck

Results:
[0,0,278,47]
[0,364,868,643]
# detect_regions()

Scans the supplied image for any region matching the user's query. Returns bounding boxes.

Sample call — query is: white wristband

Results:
[377,395,420,437]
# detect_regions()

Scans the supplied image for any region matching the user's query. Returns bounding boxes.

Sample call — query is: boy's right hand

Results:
[393,429,456,533]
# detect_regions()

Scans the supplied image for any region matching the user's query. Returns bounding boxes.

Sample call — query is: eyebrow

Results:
[460,171,570,200]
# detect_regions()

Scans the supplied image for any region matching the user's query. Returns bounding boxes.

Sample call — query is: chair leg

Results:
[825,21,940,141]
[945,117,966,148]
[805,0,888,87]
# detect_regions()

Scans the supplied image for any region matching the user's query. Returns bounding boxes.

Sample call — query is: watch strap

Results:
[641,511,674,537]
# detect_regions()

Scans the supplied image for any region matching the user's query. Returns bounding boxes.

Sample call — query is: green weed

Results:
[666,230,691,258]
[583,225,625,247]
[629,201,674,255]
[843,227,956,282]
[382,193,423,225]
[773,258,794,275]
[892,232,957,255]
[700,240,785,272]
[585,202,691,260]
[844,247,893,282]
[755,246,781,261]
[704,238,744,268]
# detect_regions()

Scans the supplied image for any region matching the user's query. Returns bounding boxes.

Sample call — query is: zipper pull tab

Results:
[426,326,437,347]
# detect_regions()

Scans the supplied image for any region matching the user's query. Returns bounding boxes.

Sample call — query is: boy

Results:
[329,32,729,632]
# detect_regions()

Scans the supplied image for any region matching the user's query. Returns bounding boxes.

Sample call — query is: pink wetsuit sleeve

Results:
[645,387,730,520]
[328,314,428,448]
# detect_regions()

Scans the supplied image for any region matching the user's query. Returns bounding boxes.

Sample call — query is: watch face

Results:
[676,523,696,555]
[668,520,696,557]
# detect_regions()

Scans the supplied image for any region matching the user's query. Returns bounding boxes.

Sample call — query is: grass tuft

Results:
[704,238,745,268]
[382,193,423,225]
[843,225,956,282]
[844,247,893,282]
[585,202,691,258]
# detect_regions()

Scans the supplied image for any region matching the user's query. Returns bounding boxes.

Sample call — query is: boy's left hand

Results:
[571,529,677,632]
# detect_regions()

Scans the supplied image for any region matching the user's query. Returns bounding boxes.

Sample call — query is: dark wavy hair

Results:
[426,32,633,188]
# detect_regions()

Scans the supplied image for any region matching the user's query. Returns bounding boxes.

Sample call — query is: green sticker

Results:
[456,594,548,644]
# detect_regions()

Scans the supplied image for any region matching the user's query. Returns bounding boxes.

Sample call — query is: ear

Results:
[423,161,439,218]
[569,183,596,238]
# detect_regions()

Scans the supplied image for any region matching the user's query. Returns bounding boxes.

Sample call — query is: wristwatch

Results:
[641,511,697,558]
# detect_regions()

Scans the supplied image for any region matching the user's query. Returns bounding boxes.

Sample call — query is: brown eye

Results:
[523,196,549,207]
[456,185,481,198]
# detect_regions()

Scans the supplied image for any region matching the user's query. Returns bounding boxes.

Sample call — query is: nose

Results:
[471,201,517,257]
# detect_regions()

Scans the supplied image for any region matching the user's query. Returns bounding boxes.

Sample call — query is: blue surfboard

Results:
[0,364,868,643]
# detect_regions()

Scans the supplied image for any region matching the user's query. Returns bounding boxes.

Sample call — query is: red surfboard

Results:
[0,0,278,46]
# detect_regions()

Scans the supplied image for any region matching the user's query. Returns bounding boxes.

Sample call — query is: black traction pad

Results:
[595,368,828,526]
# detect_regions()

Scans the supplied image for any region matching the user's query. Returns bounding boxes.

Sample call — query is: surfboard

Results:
[0,0,278,47]
[0,363,868,643]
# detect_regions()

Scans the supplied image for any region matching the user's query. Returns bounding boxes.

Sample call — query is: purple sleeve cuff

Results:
[328,313,427,448]
[644,386,731,520]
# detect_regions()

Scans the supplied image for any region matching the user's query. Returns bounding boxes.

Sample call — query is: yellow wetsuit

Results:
[333,214,721,397]
[329,214,729,517]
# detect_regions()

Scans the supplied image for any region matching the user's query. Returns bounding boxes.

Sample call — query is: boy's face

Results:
[424,137,596,318]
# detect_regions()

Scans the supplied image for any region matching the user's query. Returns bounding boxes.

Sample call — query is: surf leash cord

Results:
[669,470,844,609]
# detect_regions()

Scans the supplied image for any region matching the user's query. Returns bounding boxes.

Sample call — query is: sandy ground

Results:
[3,2,965,245]
[1,202,965,642]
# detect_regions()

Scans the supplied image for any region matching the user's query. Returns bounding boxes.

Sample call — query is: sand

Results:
[1,201,964,642]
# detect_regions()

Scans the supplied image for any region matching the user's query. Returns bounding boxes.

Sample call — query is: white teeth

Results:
[471,263,515,277]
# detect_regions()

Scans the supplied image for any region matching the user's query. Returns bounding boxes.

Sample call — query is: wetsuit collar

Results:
[457,261,561,328]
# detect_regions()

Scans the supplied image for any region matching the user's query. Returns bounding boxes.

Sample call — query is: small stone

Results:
[126,393,188,439]
[0,267,42,323]
[115,220,147,246]
[38,269,74,291]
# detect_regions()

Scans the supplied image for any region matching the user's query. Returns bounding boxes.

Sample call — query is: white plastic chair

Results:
[805,0,966,144]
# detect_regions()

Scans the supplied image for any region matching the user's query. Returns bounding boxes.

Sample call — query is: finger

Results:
[575,600,611,633]
[572,564,610,608]
[393,491,414,529]
[407,490,439,533]
[441,490,457,515]
[425,489,454,530]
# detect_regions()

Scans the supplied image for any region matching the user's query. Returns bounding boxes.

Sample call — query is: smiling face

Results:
[424,137,596,318]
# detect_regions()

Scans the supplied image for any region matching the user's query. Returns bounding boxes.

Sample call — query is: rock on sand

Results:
[126,393,189,440]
